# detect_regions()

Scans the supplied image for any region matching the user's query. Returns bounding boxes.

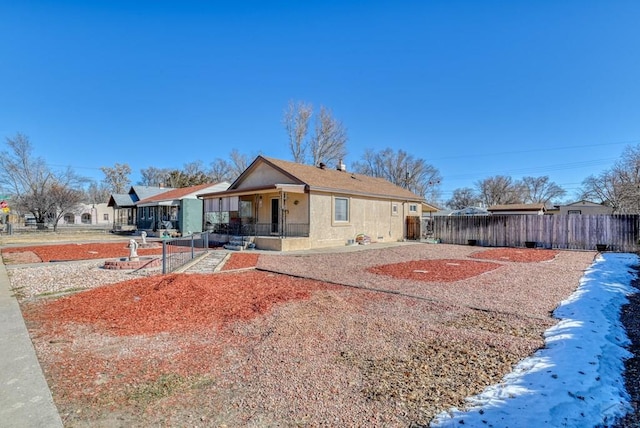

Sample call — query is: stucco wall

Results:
[60,203,113,225]
[308,192,420,249]
[558,202,613,215]
[237,163,296,189]
[253,192,309,226]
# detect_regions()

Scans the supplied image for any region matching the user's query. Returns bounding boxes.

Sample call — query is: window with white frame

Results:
[334,197,349,222]
[409,204,418,213]
[392,203,399,215]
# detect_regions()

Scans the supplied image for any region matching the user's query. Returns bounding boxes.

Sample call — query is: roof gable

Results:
[129,186,172,202]
[565,200,604,207]
[107,193,134,207]
[226,156,423,201]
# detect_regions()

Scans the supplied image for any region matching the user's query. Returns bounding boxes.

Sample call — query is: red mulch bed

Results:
[221,253,260,270]
[367,259,501,282]
[1,242,164,263]
[16,244,572,425]
[470,248,559,263]
[25,271,338,336]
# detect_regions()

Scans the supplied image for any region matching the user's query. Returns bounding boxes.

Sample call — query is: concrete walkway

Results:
[0,261,63,428]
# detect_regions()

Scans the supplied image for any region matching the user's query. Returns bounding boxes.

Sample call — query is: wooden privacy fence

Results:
[427,215,640,252]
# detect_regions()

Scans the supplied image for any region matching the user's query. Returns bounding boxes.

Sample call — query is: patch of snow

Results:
[431,253,639,427]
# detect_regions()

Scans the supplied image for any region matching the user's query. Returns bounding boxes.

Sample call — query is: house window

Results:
[409,204,418,213]
[240,200,252,218]
[334,197,349,222]
[392,203,399,216]
[568,210,581,215]
[103,213,109,221]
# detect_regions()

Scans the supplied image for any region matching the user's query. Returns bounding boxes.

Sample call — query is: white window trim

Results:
[333,196,350,224]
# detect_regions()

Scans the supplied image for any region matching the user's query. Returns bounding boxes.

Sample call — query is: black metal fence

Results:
[427,214,640,252]
[207,222,310,238]
[137,219,179,232]
[162,233,211,273]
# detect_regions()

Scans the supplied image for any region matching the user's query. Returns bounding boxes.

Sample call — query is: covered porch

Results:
[112,206,137,232]
[136,203,180,237]
[202,184,310,248]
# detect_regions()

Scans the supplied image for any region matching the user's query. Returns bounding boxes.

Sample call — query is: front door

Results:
[271,198,279,234]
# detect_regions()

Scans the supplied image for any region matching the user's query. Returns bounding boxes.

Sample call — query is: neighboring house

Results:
[136,182,230,237]
[198,156,426,251]
[487,203,546,215]
[431,206,490,217]
[61,203,113,226]
[557,200,614,215]
[448,206,490,216]
[108,186,174,232]
[422,202,440,215]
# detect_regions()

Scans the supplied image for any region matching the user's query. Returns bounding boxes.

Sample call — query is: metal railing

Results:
[137,219,179,231]
[162,233,210,273]
[208,222,310,238]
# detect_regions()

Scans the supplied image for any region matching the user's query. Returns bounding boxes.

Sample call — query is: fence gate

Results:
[406,216,421,240]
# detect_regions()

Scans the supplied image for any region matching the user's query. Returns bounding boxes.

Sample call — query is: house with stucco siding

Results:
[198,156,426,251]
[557,200,614,215]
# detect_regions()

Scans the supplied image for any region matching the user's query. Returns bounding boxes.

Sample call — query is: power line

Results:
[429,139,638,162]
[443,158,617,182]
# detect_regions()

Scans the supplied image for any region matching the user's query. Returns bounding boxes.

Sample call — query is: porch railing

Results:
[162,233,211,273]
[137,219,179,232]
[208,222,310,238]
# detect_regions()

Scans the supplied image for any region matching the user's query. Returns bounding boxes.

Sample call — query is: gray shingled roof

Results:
[108,186,174,208]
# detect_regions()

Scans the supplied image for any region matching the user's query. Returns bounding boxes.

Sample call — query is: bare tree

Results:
[476,175,522,206]
[283,100,312,163]
[229,149,250,180]
[183,161,206,177]
[446,187,481,210]
[282,101,348,167]
[208,158,233,183]
[0,133,87,229]
[580,144,640,213]
[139,166,172,187]
[85,181,111,204]
[519,176,566,205]
[48,181,85,231]
[352,148,441,202]
[580,171,622,212]
[100,163,131,193]
[309,106,348,167]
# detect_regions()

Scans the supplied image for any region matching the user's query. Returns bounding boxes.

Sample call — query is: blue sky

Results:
[2,0,640,203]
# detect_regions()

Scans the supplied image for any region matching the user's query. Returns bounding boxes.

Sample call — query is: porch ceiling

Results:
[199,184,306,198]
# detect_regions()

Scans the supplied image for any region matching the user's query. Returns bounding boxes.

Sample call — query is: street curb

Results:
[0,261,63,428]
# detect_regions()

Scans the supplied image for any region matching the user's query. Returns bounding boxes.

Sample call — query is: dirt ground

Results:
[4,231,597,427]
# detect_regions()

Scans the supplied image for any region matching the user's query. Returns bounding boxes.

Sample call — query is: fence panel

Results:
[429,214,640,252]
[162,233,210,273]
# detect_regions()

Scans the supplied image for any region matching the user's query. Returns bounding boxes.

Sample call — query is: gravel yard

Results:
[8,242,596,427]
